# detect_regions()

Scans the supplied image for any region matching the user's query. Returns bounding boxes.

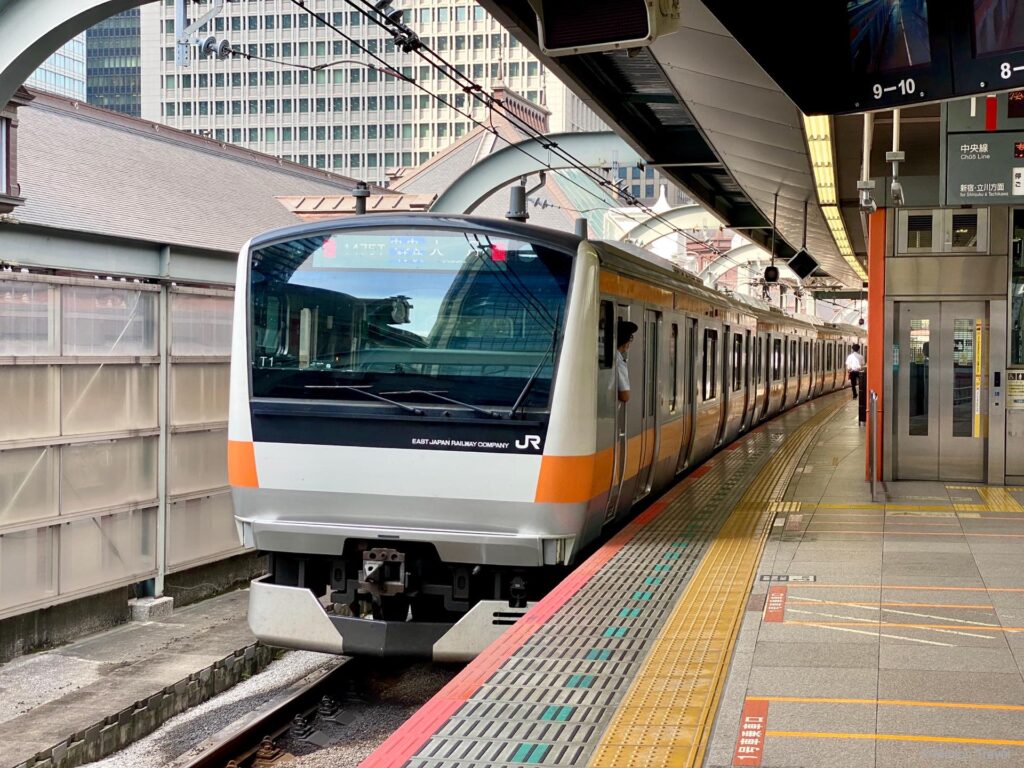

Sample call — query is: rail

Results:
[868,390,879,503]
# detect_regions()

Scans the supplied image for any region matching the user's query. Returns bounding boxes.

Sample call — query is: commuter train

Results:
[228,214,863,659]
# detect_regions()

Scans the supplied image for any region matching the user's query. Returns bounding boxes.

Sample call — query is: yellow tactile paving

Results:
[588,398,846,768]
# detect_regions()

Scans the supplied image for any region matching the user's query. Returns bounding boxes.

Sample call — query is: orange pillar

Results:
[866,209,886,481]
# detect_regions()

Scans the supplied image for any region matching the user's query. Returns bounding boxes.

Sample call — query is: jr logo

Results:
[515,435,542,450]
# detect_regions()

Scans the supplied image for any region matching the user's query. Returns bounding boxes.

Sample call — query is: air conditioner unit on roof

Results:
[528,0,680,57]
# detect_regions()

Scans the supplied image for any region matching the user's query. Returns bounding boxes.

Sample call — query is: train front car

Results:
[228,215,600,659]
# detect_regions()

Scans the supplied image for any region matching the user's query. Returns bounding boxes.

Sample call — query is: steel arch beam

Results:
[623,205,723,247]
[428,131,644,214]
[699,243,800,284]
[0,0,145,108]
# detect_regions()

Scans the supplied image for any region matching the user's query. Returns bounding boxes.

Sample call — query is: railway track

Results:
[179,658,355,768]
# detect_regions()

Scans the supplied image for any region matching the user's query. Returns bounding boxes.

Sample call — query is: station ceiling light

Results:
[802,114,868,282]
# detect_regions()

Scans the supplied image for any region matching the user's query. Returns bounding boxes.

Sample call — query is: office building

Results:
[139,1,604,184]
[25,34,87,99]
[87,8,143,116]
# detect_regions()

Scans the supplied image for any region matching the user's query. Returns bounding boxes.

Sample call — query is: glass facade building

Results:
[141,1,603,184]
[25,35,87,99]
[87,9,142,117]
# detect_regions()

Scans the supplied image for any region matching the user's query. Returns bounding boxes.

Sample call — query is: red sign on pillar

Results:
[732,699,769,766]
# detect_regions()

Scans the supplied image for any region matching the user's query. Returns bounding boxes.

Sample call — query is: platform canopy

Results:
[478,0,866,288]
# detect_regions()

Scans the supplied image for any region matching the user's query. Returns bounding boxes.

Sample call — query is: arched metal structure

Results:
[428,132,644,214]
[0,0,145,107]
[623,204,723,247]
[698,243,800,285]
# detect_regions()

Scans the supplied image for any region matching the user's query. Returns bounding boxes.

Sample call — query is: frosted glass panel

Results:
[0,446,58,526]
[0,526,57,612]
[0,366,60,440]
[61,364,157,435]
[60,508,156,593]
[171,364,229,425]
[61,437,157,514]
[171,294,233,356]
[0,281,56,355]
[62,286,157,356]
[169,429,228,496]
[168,492,240,568]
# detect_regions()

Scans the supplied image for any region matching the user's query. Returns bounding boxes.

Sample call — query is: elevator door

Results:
[895,301,988,482]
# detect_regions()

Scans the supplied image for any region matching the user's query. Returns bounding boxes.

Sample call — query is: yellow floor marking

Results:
[786,621,1024,632]
[749,696,1024,712]
[786,598,993,610]
[588,399,847,768]
[766,731,1024,747]
[799,530,1024,538]
[787,584,1024,592]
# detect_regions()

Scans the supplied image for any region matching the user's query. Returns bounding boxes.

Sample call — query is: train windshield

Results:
[249,227,572,410]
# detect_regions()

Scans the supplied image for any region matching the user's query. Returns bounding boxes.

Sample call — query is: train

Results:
[227,213,864,659]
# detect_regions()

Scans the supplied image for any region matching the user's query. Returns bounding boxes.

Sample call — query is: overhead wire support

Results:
[288,0,726,258]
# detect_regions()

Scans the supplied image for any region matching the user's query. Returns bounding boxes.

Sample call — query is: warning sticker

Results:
[1008,371,1024,409]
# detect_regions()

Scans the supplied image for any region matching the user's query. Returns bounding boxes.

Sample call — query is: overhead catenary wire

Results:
[287,0,728,257]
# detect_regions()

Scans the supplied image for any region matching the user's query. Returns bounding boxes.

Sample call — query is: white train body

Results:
[228,214,862,658]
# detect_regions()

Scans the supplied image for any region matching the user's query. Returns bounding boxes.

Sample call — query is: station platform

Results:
[363,392,1024,768]
[0,590,268,768]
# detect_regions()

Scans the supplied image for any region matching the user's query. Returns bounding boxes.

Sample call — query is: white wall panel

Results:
[171,294,232,356]
[61,364,157,435]
[60,508,157,593]
[170,363,229,425]
[60,437,157,514]
[62,286,157,356]
[167,492,240,569]
[0,526,57,612]
[0,446,58,527]
[0,280,57,355]
[169,429,228,496]
[0,366,59,441]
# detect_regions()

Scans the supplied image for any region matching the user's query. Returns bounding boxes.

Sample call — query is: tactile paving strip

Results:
[393,396,845,768]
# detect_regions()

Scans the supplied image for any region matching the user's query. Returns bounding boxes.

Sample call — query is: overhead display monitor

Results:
[786,249,819,280]
[703,1,1024,115]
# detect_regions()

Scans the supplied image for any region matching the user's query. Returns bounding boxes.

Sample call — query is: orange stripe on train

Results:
[228,440,260,488]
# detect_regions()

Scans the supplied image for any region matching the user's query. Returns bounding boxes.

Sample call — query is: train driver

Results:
[616,321,639,403]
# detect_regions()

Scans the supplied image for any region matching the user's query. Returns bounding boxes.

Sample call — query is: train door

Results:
[741,330,752,430]
[675,317,698,473]
[603,302,632,523]
[633,309,661,502]
[715,326,731,447]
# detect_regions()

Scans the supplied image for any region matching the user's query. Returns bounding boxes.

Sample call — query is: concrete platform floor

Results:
[707,399,1024,768]
[0,589,259,768]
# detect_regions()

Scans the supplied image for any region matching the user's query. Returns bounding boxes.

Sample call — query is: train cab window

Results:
[669,322,679,412]
[702,328,718,400]
[598,300,613,369]
[248,227,572,409]
[772,339,782,380]
[732,334,743,391]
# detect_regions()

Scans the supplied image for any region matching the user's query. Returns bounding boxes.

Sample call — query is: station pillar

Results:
[866,209,886,482]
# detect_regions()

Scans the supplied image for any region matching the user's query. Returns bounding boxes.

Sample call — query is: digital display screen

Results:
[1009,90,1024,119]
[973,0,1024,56]
[1015,141,1024,159]
[848,0,932,75]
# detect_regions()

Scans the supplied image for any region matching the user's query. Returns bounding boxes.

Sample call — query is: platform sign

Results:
[1007,371,1024,409]
[945,131,1024,205]
[763,586,787,622]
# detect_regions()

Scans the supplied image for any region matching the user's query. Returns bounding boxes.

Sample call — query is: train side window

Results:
[703,328,718,401]
[732,334,743,391]
[772,339,782,380]
[670,322,679,412]
[789,340,797,377]
[803,341,810,375]
[598,300,613,369]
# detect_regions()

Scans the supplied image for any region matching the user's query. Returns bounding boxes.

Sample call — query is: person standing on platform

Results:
[615,320,638,403]
[846,343,865,400]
